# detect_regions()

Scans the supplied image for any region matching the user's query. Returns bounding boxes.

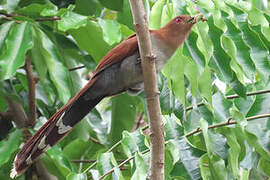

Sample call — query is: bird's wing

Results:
[93,33,138,76]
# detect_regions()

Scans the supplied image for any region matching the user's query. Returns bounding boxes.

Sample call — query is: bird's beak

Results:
[185,13,205,24]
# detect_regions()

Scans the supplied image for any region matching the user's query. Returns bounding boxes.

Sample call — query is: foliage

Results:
[0,0,270,179]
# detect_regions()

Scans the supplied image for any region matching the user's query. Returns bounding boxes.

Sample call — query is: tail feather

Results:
[11,78,104,177]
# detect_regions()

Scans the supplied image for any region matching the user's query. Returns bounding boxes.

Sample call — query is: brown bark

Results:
[128,0,164,179]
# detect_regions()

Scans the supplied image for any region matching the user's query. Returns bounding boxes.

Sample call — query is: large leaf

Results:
[0,22,33,80]
[97,152,123,179]
[170,138,203,179]
[131,152,148,180]
[99,0,123,11]
[31,26,71,103]
[0,129,22,167]
[66,173,87,180]
[58,11,88,32]
[110,93,141,144]
[69,21,111,62]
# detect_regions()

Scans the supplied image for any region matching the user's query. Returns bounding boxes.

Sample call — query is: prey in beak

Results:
[185,13,207,24]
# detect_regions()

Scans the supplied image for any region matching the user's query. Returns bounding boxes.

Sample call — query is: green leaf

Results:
[121,130,148,157]
[229,5,270,81]
[183,31,206,72]
[58,11,88,32]
[220,10,257,79]
[198,66,212,105]
[164,147,174,179]
[0,0,20,13]
[99,0,123,11]
[110,93,140,144]
[0,129,22,167]
[212,92,232,123]
[162,49,185,106]
[66,172,87,180]
[45,146,72,177]
[149,0,166,29]
[209,155,228,180]
[200,154,211,179]
[194,21,213,64]
[0,22,14,50]
[69,20,111,62]
[117,0,133,30]
[0,81,7,111]
[63,139,92,160]
[164,115,184,140]
[131,152,148,180]
[184,57,199,98]
[32,26,71,103]
[170,138,202,179]
[97,152,123,179]
[230,106,247,127]
[200,118,212,156]
[208,16,246,98]
[0,22,33,80]
[220,128,241,178]
[258,158,270,176]
[15,2,58,17]
[98,18,122,46]
[74,0,102,16]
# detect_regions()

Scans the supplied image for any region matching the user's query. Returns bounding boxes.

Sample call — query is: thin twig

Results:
[186,89,270,111]
[89,136,102,145]
[132,112,145,131]
[97,113,270,179]
[72,159,126,163]
[185,114,270,137]
[25,57,36,127]
[0,12,61,21]
[226,89,270,99]
[69,65,86,71]
[34,17,61,21]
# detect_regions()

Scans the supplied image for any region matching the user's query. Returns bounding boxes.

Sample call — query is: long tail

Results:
[11,77,104,178]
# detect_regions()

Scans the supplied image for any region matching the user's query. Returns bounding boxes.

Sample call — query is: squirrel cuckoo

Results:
[11,14,199,177]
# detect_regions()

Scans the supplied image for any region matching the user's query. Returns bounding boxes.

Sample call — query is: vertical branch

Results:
[128,0,164,179]
[25,57,36,127]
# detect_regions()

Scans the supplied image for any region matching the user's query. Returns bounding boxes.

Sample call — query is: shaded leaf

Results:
[110,93,140,144]
[66,172,87,180]
[0,129,22,167]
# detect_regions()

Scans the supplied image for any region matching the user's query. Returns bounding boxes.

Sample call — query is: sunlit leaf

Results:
[0,22,33,80]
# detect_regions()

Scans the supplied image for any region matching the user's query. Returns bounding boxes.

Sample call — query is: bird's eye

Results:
[175,17,184,23]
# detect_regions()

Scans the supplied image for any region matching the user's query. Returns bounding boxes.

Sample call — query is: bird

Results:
[11,14,200,178]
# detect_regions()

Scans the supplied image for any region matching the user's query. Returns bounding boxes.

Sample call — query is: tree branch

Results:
[185,113,270,137]
[0,12,60,21]
[186,89,270,111]
[129,0,164,179]
[69,65,86,71]
[25,57,36,127]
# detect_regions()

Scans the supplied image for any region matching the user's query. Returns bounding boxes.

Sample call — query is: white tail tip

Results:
[10,166,18,179]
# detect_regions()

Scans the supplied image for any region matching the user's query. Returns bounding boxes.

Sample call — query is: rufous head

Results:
[162,14,199,35]
[158,14,201,50]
